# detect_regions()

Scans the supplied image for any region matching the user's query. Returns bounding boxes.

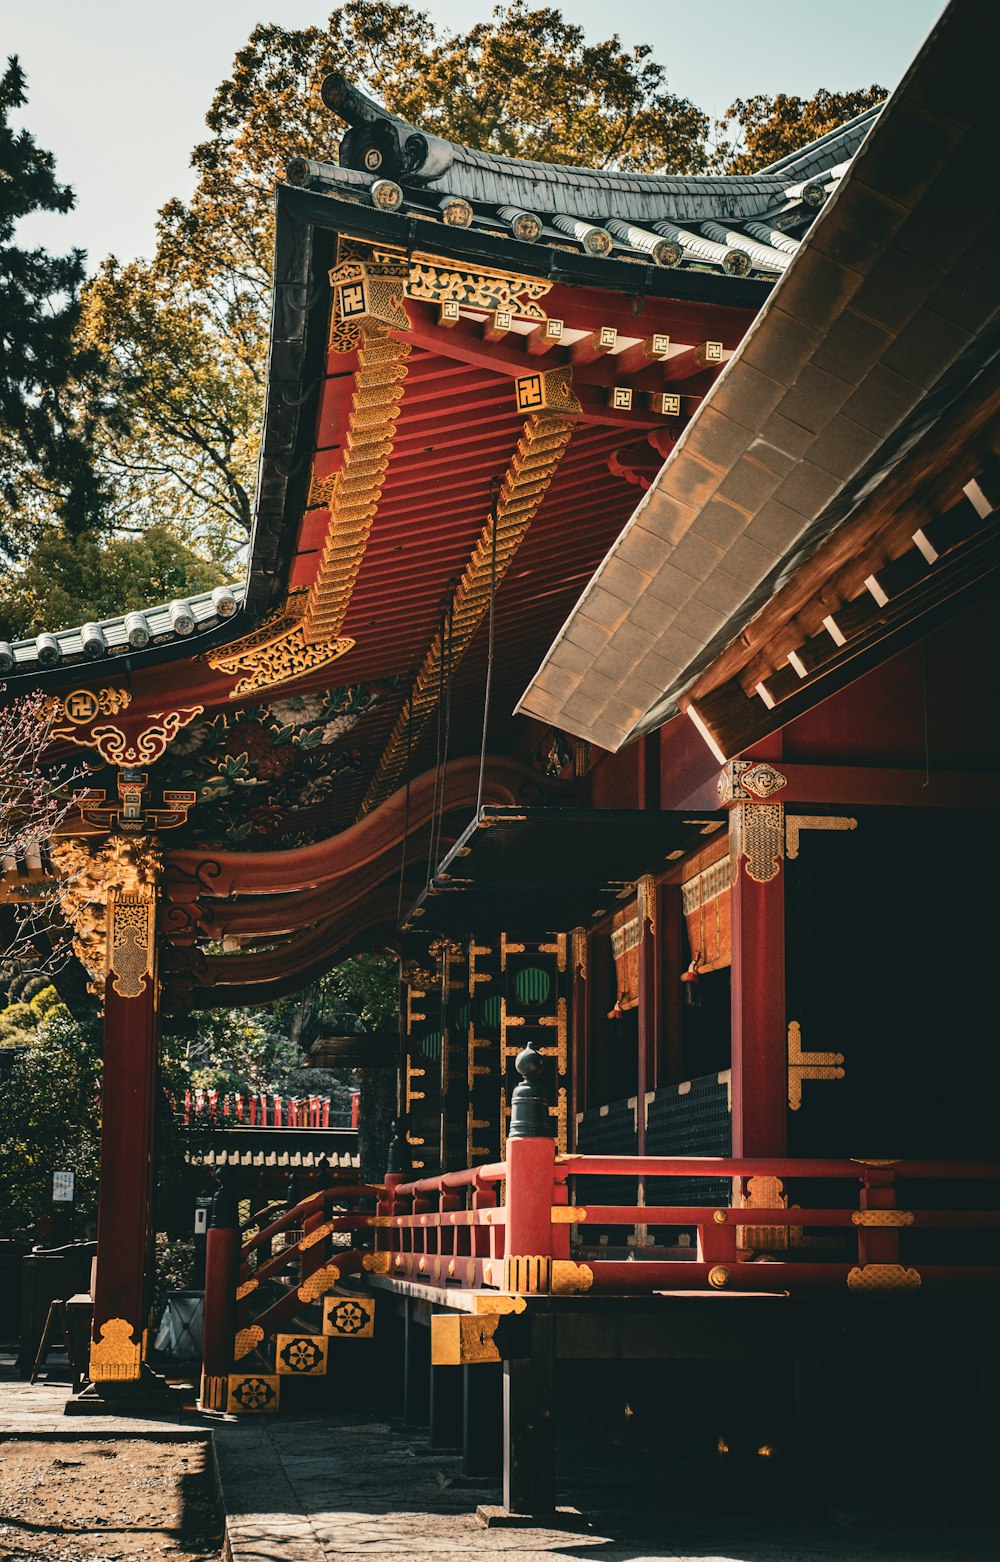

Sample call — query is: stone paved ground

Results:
[214,1410,998,1562]
[3,1370,995,1561]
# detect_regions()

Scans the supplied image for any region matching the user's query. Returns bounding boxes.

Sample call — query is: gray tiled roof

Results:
[288,76,882,274]
[0,583,245,677]
[516,0,999,751]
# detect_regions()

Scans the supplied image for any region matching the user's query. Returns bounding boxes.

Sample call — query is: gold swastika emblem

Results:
[515,374,546,412]
[64,691,101,724]
[339,283,368,317]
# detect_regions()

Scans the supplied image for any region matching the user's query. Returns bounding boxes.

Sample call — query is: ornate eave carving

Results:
[49,836,160,995]
[205,591,354,700]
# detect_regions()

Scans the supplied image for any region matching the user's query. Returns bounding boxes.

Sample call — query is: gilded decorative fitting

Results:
[296,1262,342,1303]
[502,1255,552,1294]
[785,814,858,859]
[235,1325,264,1360]
[363,1251,392,1276]
[847,1264,921,1292]
[514,365,582,417]
[718,759,787,803]
[89,1317,142,1382]
[729,800,785,884]
[713,1209,729,1224]
[788,1020,845,1111]
[550,1206,587,1223]
[441,196,474,227]
[707,1265,733,1289]
[206,591,354,700]
[236,1279,258,1301]
[851,1209,914,1227]
[550,1260,594,1295]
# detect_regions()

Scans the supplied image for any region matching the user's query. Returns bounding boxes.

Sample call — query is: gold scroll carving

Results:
[360,413,576,814]
[729,801,785,884]
[49,836,160,996]
[89,1317,141,1382]
[47,701,203,767]
[787,1018,845,1110]
[408,254,550,321]
[107,891,156,999]
[329,245,552,355]
[205,591,354,700]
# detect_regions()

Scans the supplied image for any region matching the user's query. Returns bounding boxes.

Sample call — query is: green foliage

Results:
[0,986,67,1045]
[79,258,261,556]
[316,953,398,1033]
[159,1006,306,1100]
[0,1005,102,1236]
[0,57,113,556]
[0,523,225,641]
[153,1234,196,1319]
[713,85,886,173]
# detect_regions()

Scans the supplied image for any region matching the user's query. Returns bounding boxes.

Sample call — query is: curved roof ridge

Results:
[756,102,883,179]
[322,73,877,225]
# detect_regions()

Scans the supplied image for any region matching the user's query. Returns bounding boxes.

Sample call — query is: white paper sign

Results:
[52,1171,75,1203]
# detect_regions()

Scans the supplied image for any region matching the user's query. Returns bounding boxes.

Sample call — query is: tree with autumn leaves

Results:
[0,4,884,639]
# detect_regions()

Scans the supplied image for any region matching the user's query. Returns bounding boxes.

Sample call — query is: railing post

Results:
[201,1175,239,1411]
[504,1037,555,1295]
[858,1169,899,1266]
[301,1158,333,1281]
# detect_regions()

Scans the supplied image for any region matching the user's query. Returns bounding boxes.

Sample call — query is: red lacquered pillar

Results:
[88,881,160,1393]
[722,761,788,1158]
[201,1177,239,1409]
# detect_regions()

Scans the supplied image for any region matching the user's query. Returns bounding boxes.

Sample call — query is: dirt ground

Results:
[0,1439,221,1562]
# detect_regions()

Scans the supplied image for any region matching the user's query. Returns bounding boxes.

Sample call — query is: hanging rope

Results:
[426,601,449,890]
[395,693,414,927]
[432,600,455,878]
[476,477,502,819]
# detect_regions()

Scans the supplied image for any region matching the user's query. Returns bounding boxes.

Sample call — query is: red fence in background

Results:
[372,1142,1000,1295]
[176,1089,348,1128]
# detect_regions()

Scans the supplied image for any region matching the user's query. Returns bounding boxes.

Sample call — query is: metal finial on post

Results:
[210,1172,238,1230]
[386,1114,413,1176]
[508,1039,551,1140]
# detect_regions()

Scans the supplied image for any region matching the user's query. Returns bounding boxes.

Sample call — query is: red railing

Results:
[372,1140,1000,1295]
[177,1089,339,1127]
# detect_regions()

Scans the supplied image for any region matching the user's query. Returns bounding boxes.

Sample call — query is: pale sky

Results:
[4,0,944,270]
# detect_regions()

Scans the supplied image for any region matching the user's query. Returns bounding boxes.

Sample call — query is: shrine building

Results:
[1,0,997,1510]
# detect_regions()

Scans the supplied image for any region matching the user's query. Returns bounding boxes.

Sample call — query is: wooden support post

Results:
[464,1363,502,1476]
[430,1327,464,1448]
[569,930,589,1134]
[636,877,656,1157]
[503,1313,555,1514]
[201,1176,239,1406]
[722,760,788,1157]
[403,1299,430,1425]
[730,869,787,1154]
[89,883,159,1394]
[858,1171,900,1266]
